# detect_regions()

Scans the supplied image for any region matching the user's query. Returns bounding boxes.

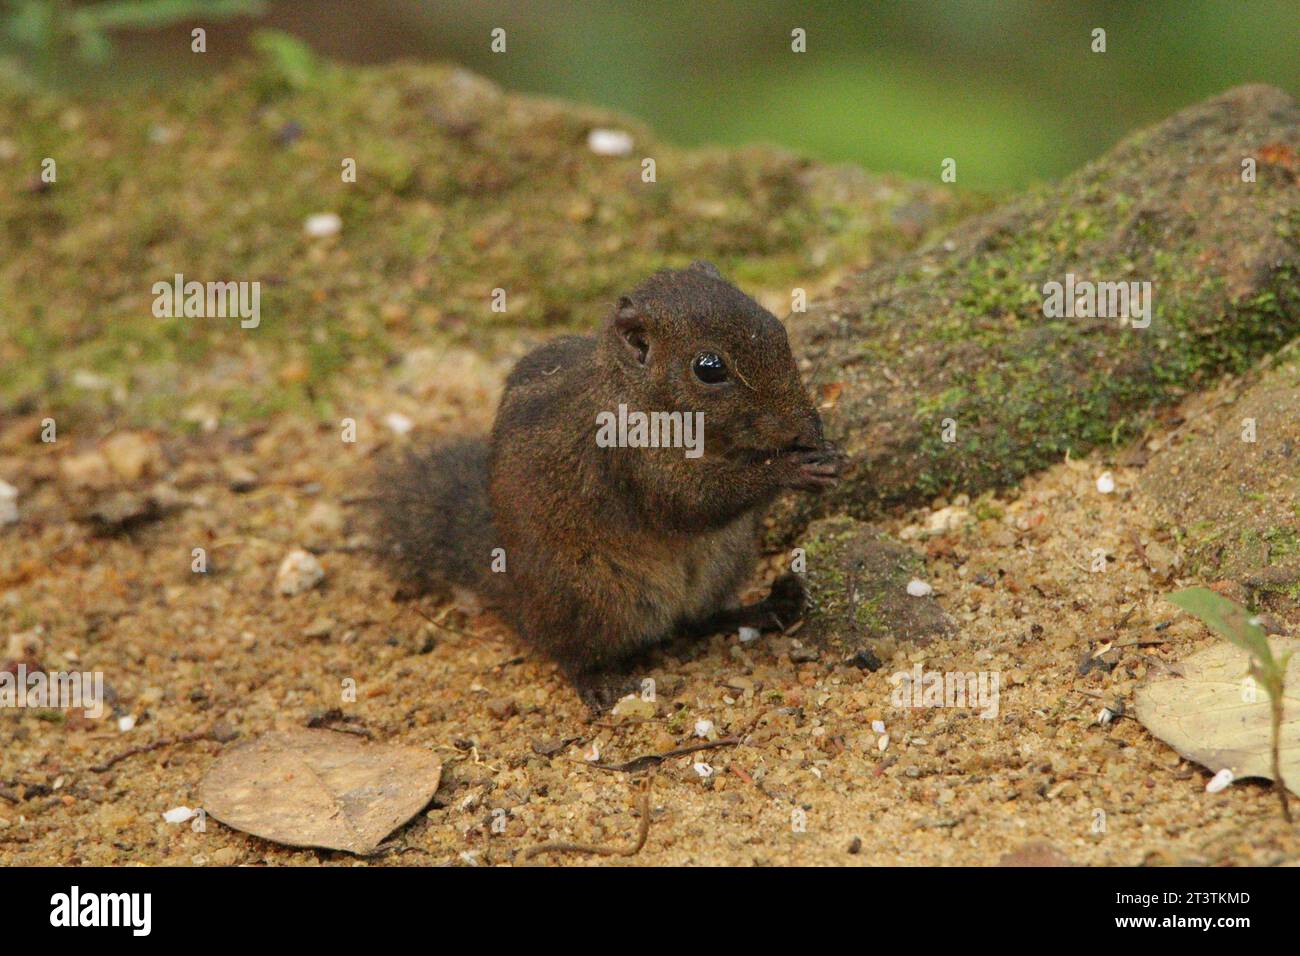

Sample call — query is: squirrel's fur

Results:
[370,262,841,704]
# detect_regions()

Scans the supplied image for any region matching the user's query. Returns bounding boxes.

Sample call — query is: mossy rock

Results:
[1145,345,1300,608]
[772,85,1300,543]
[798,516,953,666]
[0,46,976,429]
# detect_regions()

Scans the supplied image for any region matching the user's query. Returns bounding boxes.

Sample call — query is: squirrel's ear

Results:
[688,260,723,280]
[614,295,650,365]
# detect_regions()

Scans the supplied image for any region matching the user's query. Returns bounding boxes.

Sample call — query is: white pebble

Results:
[906,578,933,597]
[586,128,633,156]
[694,719,715,739]
[303,212,342,238]
[877,734,890,752]
[383,412,414,435]
[738,626,760,643]
[276,549,325,596]
[1206,768,1234,794]
[0,480,17,526]
[117,715,136,733]
[871,719,886,735]
[1095,471,1116,494]
[583,741,601,763]
[693,761,714,778]
[162,806,196,825]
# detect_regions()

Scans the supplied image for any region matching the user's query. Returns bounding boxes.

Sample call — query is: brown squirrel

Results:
[372,261,842,706]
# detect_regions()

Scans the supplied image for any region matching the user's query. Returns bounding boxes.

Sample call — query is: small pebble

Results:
[276,549,325,596]
[384,412,414,435]
[738,626,760,644]
[1206,768,1234,794]
[586,128,633,156]
[1095,471,1116,494]
[162,806,196,824]
[693,761,714,779]
[304,212,342,238]
[871,719,886,735]
[117,715,136,733]
[694,719,715,739]
[0,480,17,526]
[906,578,933,597]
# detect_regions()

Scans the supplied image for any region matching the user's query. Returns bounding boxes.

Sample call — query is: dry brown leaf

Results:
[1134,638,1300,794]
[198,728,442,854]
[819,381,845,410]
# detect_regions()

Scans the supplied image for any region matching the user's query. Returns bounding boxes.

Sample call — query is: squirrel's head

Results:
[597,261,842,526]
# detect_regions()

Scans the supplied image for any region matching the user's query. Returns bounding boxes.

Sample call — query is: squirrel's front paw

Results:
[786,442,845,492]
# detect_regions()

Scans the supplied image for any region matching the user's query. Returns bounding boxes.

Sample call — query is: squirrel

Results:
[371,261,843,707]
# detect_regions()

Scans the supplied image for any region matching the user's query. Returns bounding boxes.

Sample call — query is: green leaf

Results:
[1167,587,1276,671]
[250,28,321,91]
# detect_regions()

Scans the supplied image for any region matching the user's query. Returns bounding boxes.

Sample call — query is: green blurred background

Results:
[4,0,1298,188]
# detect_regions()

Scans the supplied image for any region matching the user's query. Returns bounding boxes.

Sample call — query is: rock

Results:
[925,506,970,536]
[223,461,259,492]
[303,501,343,538]
[210,846,240,866]
[275,549,325,596]
[797,516,953,661]
[611,694,656,720]
[4,626,43,659]
[61,450,114,490]
[85,491,160,532]
[161,806,197,824]
[771,85,1300,542]
[587,128,633,156]
[301,616,335,639]
[0,479,16,525]
[383,412,414,436]
[998,840,1075,866]
[82,483,183,534]
[303,212,341,237]
[485,697,517,720]
[102,432,162,482]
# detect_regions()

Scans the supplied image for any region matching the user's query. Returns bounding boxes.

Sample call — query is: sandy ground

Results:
[2,366,1298,868]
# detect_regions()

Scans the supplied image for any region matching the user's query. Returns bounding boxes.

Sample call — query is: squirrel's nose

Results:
[766,409,824,451]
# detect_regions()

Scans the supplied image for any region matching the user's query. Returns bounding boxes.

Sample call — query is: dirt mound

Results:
[1144,344,1300,607]
[0,45,974,431]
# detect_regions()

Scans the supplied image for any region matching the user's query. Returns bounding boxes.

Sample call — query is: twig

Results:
[408,603,474,640]
[521,785,652,861]
[89,726,237,773]
[591,737,740,773]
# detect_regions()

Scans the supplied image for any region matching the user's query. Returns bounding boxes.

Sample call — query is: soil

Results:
[2,52,1296,869]
[3,349,1298,868]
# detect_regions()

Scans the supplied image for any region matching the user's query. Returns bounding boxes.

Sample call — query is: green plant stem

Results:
[1272,695,1291,823]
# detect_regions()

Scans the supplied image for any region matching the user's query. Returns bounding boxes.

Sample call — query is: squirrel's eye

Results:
[692,351,728,384]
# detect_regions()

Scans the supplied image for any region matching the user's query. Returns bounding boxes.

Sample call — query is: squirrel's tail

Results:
[368,437,497,597]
